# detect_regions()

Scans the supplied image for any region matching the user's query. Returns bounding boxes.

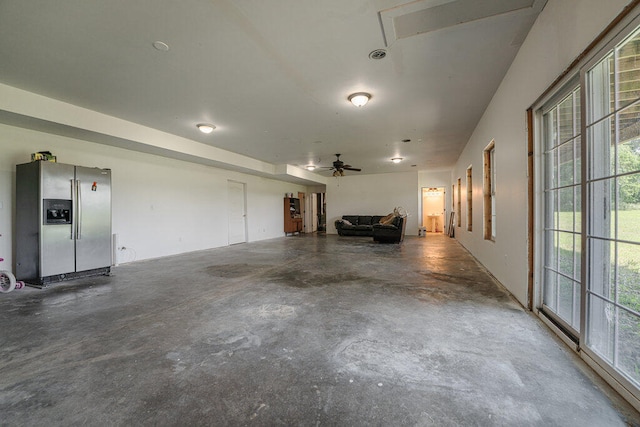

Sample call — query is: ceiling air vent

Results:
[369,49,387,60]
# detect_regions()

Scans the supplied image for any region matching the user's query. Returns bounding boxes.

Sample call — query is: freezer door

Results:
[40,162,76,277]
[75,167,112,272]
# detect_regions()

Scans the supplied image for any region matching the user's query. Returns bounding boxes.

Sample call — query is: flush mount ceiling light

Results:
[152,41,170,52]
[348,92,371,107]
[196,123,216,134]
[306,165,316,171]
[391,157,403,163]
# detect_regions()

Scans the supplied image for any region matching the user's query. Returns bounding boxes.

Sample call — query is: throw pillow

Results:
[379,213,395,225]
[341,219,353,226]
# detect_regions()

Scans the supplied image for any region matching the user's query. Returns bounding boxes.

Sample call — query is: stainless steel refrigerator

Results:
[16,161,112,286]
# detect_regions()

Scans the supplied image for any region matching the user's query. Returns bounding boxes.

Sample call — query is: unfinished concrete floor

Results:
[1,234,638,426]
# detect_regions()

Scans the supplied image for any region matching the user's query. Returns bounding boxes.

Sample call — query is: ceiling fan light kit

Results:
[320,154,362,177]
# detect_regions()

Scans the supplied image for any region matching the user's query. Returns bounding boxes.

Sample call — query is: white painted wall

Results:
[451,0,631,306]
[326,171,419,235]
[0,124,308,273]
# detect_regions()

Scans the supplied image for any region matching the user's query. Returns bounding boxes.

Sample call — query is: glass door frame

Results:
[533,10,640,410]
[579,16,640,406]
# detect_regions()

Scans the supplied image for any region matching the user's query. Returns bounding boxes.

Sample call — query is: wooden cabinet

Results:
[284,197,302,235]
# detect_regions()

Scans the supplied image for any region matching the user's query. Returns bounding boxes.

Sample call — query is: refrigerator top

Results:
[18,161,111,171]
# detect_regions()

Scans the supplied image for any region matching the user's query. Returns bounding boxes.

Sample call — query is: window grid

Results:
[542,87,582,332]
[585,26,640,388]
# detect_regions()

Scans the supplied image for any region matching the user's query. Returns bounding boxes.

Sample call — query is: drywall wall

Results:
[0,123,307,273]
[326,171,419,235]
[451,0,631,306]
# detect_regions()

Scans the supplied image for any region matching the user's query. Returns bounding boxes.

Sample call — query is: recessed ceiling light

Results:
[306,165,316,171]
[391,157,403,163]
[197,123,216,134]
[348,92,371,107]
[153,41,170,52]
[402,139,411,143]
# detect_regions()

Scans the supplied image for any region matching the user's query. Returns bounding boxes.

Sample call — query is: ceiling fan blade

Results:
[343,167,361,171]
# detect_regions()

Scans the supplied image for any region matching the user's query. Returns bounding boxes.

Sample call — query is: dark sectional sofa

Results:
[335,215,406,243]
[335,215,384,236]
[372,216,406,243]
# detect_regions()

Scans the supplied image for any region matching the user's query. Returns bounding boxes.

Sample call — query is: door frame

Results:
[421,186,446,233]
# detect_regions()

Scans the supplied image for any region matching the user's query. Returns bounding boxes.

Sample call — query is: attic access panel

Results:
[379,0,547,46]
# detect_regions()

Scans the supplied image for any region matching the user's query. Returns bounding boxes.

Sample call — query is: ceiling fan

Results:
[322,154,362,176]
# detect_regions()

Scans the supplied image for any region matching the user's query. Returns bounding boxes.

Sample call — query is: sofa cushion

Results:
[343,215,360,225]
[354,224,372,231]
[372,215,384,224]
[373,223,398,230]
[358,216,373,226]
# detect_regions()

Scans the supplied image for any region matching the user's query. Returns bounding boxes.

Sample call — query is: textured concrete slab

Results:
[0,234,638,425]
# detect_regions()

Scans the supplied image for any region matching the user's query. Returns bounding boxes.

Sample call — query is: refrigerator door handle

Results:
[70,179,75,240]
[76,179,82,240]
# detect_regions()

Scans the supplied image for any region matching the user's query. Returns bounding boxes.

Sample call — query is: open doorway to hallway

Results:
[304,192,326,233]
[422,187,445,233]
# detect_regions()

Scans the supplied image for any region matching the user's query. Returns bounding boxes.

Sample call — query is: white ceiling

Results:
[0,0,546,177]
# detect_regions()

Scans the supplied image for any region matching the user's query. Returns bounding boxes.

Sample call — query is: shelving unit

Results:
[284,197,302,235]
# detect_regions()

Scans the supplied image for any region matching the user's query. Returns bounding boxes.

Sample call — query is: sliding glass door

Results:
[585,27,640,389]
[541,86,582,334]
[539,19,640,403]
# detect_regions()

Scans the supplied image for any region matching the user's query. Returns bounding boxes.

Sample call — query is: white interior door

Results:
[228,180,246,245]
